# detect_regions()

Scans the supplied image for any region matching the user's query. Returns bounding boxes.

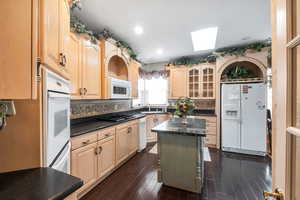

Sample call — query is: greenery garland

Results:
[70,0,140,62]
[169,39,271,66]
[70,16,98,44]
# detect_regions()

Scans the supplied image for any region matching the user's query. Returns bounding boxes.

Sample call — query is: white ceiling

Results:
[75,0,271,64]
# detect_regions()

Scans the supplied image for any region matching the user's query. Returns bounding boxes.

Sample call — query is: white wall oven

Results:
[111,78,131,99]
[43,69,71,174]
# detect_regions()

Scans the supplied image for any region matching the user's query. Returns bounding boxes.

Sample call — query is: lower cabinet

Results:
[116,121,139,165]
[146,114,172,142]
[128,123,139,155]
[97,135,115,178]
[194,116,217,148]
[71,142,98,189]
[71,122,139,197]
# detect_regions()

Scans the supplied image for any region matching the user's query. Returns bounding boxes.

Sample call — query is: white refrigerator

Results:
[221,83,267,156]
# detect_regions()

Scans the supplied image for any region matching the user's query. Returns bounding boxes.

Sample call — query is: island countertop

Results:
[151,117,206,136]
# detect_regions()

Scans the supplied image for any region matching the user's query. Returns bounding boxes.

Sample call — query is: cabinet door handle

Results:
[82,140,90,145]
[59,53,66,67]
[95,147,98,155]
[63,55,67,66]
[79,88,84,95]
[105,133,111,137]
[98,146,102,154]
[84,88,87,95]
[127,127,132,134]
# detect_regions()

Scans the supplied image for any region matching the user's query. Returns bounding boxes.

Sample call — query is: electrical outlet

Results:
[0,100,16,116]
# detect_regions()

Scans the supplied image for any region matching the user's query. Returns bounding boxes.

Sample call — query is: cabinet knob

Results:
[127,127,132,134]
[105,133,111,137]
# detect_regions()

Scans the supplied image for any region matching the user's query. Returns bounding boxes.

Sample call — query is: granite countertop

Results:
[71,108,215,137]
[151,117,207,137]
[0,167,83,200]
[71,113,146,137]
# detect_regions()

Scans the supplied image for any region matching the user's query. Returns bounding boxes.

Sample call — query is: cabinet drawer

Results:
[204,135,217,146]
[116,120,135,130]
[98,127,116,141]
[195,116,216,123]
[71,132,98,150]
[206,121,216,128]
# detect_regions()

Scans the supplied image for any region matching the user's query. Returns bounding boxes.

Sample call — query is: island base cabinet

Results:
[71,142,98,191]
[157,134,204,194]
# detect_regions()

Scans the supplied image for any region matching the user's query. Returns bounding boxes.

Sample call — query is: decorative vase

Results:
[181,115,188,125]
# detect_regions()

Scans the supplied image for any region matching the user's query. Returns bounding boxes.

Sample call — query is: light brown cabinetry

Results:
[97,134,115,178]
[71,122,139,196]
[68,35,102,99]
[169,67,188,99]
[146,114,171,142]
[116,124,129,165]
[200,65,215,99]
[0,0,38,99]
[194,116,217,148]
[188,64,216,99]
[67,33,82,99]
[128,123,139,155]
[81,40,101,99]
[168,64,216,100]
[129,61,141,99]
[71,142,98,189]
[71,127,116,194]
[116,121,139,165]
[40,0,70,79]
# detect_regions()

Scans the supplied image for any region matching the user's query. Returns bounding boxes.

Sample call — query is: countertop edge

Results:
[71,115,145,137]
[151,129,207,137]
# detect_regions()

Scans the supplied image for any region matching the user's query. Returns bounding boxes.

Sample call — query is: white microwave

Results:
[111,77,132,99]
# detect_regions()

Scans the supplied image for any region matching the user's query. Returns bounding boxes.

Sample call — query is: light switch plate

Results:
[0,101,16,116]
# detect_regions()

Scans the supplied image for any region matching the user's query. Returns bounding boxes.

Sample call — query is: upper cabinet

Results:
[200,65,215,99]
[187,64,216,99]
[188,67,201,98]
[0,0,38,99]
[169,67,188,99]
[129,61,141,99]
[68,34,102,99]
[81,40,102,99]
[40,0,70,79]
[101,40,140,99]
[67,33,81,99]
[168,64,216,100]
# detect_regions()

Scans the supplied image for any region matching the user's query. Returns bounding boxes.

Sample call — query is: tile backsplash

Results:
[71,99,132,119]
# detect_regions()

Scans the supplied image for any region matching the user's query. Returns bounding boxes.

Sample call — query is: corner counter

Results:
[151,118,206,194]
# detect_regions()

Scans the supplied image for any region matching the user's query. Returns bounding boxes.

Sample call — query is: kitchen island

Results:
[151,117,206,194]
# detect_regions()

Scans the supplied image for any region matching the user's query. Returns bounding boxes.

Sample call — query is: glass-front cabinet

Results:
[188,64,215,99]
[188,67,200,98]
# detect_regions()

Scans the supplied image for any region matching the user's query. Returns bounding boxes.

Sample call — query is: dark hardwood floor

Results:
[82,143,272,200]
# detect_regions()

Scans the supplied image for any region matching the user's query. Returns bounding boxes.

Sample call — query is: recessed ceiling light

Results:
[156,49,163,55]
[191,27,218,51]
[134,26,144,35]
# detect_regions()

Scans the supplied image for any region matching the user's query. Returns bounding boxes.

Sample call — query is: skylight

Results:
[191,27,218,51]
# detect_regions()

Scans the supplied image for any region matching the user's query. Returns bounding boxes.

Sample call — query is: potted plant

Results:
[174,97,195,124]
